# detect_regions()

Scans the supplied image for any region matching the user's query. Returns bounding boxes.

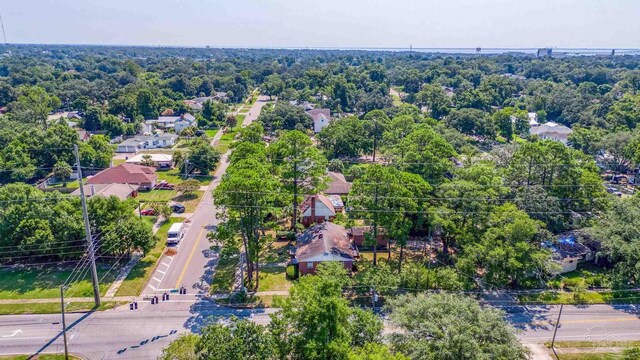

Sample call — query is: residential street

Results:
[142,95,269,296]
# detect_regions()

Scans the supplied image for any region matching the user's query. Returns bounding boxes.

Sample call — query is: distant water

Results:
[287,47,640,56]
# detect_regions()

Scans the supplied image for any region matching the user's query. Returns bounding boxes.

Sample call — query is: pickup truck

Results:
[154,181,175,190]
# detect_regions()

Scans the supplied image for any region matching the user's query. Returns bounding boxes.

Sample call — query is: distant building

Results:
[537,48,553,57]
[293,222,359,275]
[116,134,179,153]
[125,153,173,169]
[543,233,596,273]
[529,121,572,145]
[528,112,539,127]
[325,172,352,196]
[307,108,331,133]
[145,113,196,134]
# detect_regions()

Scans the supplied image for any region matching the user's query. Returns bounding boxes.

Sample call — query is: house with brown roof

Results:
[300,194,337,226]
[325,172,352,196]
[293,222,359,275]
[71,183,139,201]
[86,163,158,190]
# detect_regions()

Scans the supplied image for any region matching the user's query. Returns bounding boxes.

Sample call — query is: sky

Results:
[2,0,639,48]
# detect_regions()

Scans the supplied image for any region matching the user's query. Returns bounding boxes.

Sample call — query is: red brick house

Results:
[294,222,359,275]
[300,194,337,226]
[86,163,158,190]
[349,226,387,248]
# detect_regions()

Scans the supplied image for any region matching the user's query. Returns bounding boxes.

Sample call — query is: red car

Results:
[140,208,156,216]
[154,181,175,190]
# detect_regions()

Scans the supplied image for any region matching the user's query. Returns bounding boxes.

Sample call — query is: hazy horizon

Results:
[2,0,639,48]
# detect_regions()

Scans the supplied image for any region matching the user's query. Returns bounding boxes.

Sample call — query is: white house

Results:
[529,121,572,145]
[145,114,196,134]
[125,153,173,169]
[116,134,179,153]
[307,109,331,133]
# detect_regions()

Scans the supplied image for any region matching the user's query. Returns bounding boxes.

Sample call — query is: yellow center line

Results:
[175,227,205,288]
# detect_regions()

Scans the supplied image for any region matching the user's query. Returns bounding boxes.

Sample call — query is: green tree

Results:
[214,157,280,289]
[269,130,327,229]
[317,116,371,158]
[140,154,155,167]
[187,139,221,174]
[196,317,275,360]
[415,84,451,119]
[446,108,495,139]
[387,293,528,360]
[349,165,413,265]
[11,86,61,129]
[53,161,73,186]
[263,74,285,100]
[386,125,456,184]
[160,333,199,360]
[459,203,551,288]
[176,179,200,195]
[590,196,640,287]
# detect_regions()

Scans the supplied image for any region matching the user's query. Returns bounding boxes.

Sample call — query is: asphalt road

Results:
[143,96,269,296]
[1,303,639,359]
[508,304,640,343]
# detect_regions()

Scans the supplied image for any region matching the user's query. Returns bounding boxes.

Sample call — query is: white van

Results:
[167,222,184,245]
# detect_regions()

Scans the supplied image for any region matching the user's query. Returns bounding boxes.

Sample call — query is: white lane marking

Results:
[2,329,23,338]
[0,336,51,341]
[157,270,166,274]
[152,277,162,282]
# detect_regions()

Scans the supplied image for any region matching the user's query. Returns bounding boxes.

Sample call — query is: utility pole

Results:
[60,286,69,360]
[74,145,101,307]
[550,304,563,360]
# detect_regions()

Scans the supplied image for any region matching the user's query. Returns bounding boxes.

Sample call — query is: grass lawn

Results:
[156,169,212,186]
[173,191,203,213]
[261,241,291,264]
[216,295,287,308]
[0,265,120,300]
[518,290,640,305]
[210,248,239,294]
[548,263,611,290]
[1,354,84,360]
[256,266,292,292]
[550,341,640,349]
[112,158,126,166]
[205,129,219,138]
[47,180,81,190]
[236,114,246,126]
[116,218,181,296]
[557,355,621,360]
[0,301,123,316]
[136,189,177,203]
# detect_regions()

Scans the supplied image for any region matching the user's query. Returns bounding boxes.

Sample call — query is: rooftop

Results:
[295,222,358,262]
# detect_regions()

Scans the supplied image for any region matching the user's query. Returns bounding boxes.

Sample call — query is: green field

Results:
[1,354,84,360]
[205,129,219,138]
[210,249,238,294]
[116,218,181,296]
[519,290,640,305]
[0,265,120,300]
[256,266,292,292]
[0,301,122,316]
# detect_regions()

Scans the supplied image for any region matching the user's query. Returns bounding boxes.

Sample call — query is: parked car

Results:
[155,180,175,190]
[172,204,185,213]
[140,208,156,216]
